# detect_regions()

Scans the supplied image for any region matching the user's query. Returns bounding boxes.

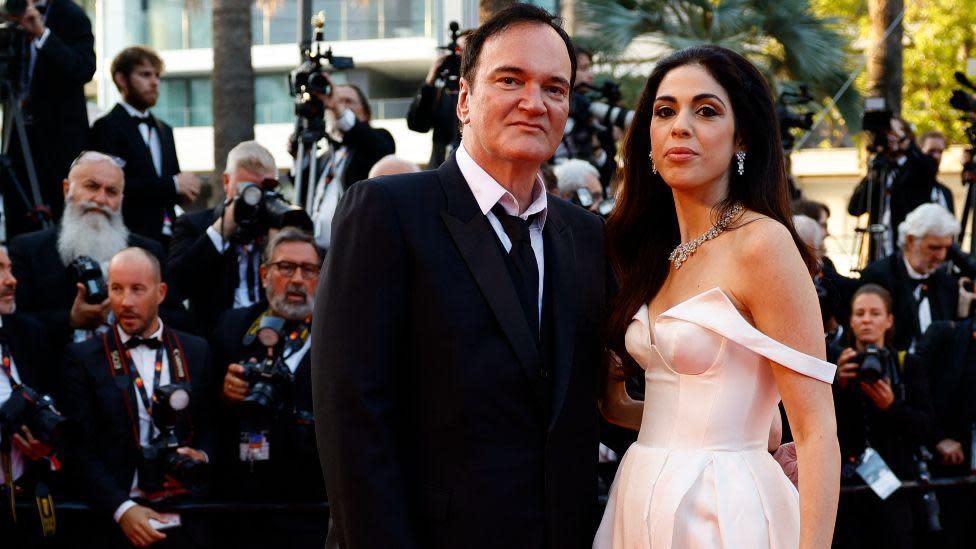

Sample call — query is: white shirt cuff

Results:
[114,499,138,523]
[34,28,51,49]
[336,109,356,132]
[173,175,180,193]
[206,225,228,252]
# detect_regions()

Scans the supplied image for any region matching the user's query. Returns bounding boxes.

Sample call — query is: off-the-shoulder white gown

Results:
[594,287,836,549]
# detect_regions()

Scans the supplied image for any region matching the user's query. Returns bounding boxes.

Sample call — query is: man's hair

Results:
[791,199,830,221]
[897,203,960,248]
[225,141,276,176]
[791,215,823,254]
[67,150,125,185]
[919,130,946,146]
[339,84,372,121]
[110,46,164,82]
[111,247,162,284]
[554,159,599,196]
[573,42,593,61]
[460,3,577,91]
[263,227,323,265]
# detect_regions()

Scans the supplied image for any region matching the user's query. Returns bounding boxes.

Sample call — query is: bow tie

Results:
[131,113,156,128]
[124,336,162,350]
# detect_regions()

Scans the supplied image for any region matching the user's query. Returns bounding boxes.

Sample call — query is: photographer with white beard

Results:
[8,151,168,350]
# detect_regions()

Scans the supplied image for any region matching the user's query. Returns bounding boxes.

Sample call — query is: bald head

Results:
[67,151,125,187]
[109,247,161,284]
[368,155,420,178]
[108,247,167,337]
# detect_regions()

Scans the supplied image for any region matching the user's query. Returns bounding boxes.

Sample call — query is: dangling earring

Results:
[649,151,657,174]
[735,151,746,176]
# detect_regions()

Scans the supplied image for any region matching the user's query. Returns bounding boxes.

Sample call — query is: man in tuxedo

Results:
[89,46,202,246]
[3,0,95,238]
[313,5,608,548]
[9,151,169,350]
[859,203,963,351]
[214,227,325,548]
[168,141,279,335]
[61,247,214,548]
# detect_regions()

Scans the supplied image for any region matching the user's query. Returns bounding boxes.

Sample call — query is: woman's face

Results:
[650,64,738,198]
[851,293,893,347]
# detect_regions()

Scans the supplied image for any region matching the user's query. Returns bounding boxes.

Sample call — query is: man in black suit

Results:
[859,203,963,351]
[168,141,279,335]
[303,82,395,250]
[919,130,955,215]
[214,227,325,548]
[3,0,95,238]
[9,152,170,350]
[61,247,214,548]
[406,29,469,168]
[89,46,202,246]
[313,5,608,548]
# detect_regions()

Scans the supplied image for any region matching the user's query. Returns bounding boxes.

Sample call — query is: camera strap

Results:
[0,343,19,384]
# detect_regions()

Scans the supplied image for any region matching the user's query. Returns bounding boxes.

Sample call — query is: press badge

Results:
[240,431,271,462]
[856,447,901,500]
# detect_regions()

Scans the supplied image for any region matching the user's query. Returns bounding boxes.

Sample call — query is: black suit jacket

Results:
[312,155,608,549]
[88,104,181,244]
[8,226,169,349]
[406,84,459,168]
[212,303,325,504]
[314,121,395,191]
[60,326,215,516]
[2,312,54,394]
[859,252,958,351]
[3,0,95,235]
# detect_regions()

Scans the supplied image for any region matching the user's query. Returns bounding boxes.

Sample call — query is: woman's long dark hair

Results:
[605,45,816,379]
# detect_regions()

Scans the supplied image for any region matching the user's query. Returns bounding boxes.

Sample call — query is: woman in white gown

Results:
[594,45,840,549]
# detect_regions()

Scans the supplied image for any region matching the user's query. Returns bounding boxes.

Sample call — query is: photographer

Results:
[213,228,324,548]
[2,0,95,239]
[0,244,65,546]
[406,27,470,168]
[168,141,282,335]
[8,152,168,350]
[554,159,603,214]
[62,248,214,548]
[832,284,937,549]
[89,46,202,246]
[303,81,394,250]
[848,116,940,255]
[919,130,955,214]
[859,203,963,351]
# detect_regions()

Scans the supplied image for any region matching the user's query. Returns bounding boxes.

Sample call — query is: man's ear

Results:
[259,265,268,289]
[157,282,168,305]
[62,178,70,199]
[113,72,128,95]
[457,77,471,126]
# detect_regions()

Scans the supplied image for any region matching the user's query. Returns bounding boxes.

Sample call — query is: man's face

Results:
[904,233,953,275]
[63,160,124,217]
[0,248,17,315]
[576,52,593,89]
[108,256,167,337]
[457,23,572,172]
[334,85,368,122]
[260,241,320,321]
[223,167,278,199]
[922,136,946,168]
[117,60,160,111]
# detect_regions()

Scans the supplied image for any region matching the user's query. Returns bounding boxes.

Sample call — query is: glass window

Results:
[145,0,212,50]
[255,73,293,124]
[189,79,213,126]
[156,79,189,128]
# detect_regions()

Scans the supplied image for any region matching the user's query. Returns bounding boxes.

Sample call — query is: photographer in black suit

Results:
[168,141,278,335]
[0,245,64,547]
[8,152,168,350]
[62,247,214,548]
[89,46,202,246]
[313,6,609,548]
[214,228,325,548]
[859,203,964,351]
[3,0,95,238]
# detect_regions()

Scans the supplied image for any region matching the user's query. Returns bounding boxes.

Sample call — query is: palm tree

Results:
[867,0,903,116]
[211,0,256,177]
[576,0,861,134]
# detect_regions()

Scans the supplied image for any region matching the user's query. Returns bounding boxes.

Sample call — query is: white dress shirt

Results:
[311,109,357,250]
[119,101,163,177]
[205,229,262,308]
[903,256,932,351]
[0,316,24,484]
[455,144,548,321]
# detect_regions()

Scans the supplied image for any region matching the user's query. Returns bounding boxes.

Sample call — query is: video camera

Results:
[69,255,108,305]
[0,383,79,455]
[289,12,354,122]
[851,344,888,383]
[240,315,294,421]
[138,383,207,493]
[231,180,313,244]
[862,97,894,154]
[436,21,463,92]
[776,85,815,152]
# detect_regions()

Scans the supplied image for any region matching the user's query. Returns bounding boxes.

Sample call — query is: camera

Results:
[232,181,313,243]
[570,187,614,218]
[289,12,353,122]
[862,97,893,153]
[240,315,294,419]
[0,383,79,454]
[436,21,463,92]
[138,383,207,493]
[852,344,888,383]
[585,81,634,131]
[776,85,815,152]
[69,256,108,305]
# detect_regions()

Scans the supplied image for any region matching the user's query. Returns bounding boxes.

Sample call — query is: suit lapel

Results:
[437,157,543,395]
[543,205,578,429]
[114,104,157,175]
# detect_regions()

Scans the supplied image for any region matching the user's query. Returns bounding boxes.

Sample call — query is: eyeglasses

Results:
[268,261,320,279]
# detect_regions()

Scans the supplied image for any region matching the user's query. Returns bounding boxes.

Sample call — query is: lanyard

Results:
[126,345,166,422]
[0,343,16,384]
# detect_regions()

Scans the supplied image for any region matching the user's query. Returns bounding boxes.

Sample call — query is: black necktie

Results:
[124,336,162,350]
[492,204,539,335]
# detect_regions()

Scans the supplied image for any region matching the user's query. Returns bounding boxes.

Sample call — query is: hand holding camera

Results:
[70,282,110,329]
[210,197,238,240]
[7,0,45,39]
[11,424,51,460]
[222,363,248,403]
[835,347,859,389]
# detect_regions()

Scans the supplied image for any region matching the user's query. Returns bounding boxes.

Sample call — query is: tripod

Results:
[957,127,976,252]
[0,77,52,238]
[853,151,894,272]
[292,104,327,214]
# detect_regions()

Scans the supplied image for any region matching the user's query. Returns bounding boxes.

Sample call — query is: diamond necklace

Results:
[668,203,744,270]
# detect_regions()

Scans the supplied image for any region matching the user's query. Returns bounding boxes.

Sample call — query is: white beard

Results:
[57,200,130,267]
[269,284,315,321]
